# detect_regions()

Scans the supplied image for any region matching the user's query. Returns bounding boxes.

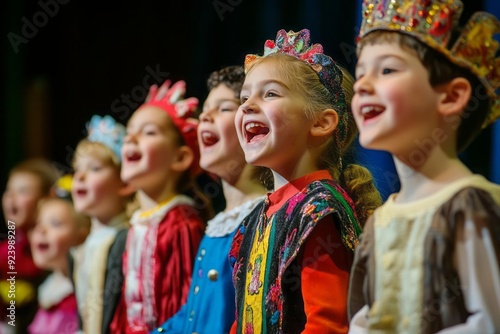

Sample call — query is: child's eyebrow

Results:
[204,98,240,107]
[364,53,407,64]
[241,79,289,92]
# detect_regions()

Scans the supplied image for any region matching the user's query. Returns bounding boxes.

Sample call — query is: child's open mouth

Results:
[361,105,385,121]
[245,122,269,143]
[201,131,219,147]
[125,151,142,162]
[37,242,49,251]
[75,189,87,196]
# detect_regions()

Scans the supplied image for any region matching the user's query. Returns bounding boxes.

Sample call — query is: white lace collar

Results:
[205,196,264,237]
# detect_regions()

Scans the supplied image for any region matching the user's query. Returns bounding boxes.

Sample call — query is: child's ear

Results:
[310,109,339,137]
[118,182,136,197]
[171,146,195,173]
[436,77,471,117]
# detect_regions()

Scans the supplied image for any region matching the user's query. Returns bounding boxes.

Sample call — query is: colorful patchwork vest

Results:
[229,179,361,333]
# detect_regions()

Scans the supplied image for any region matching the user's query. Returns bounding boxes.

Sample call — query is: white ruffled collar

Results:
[38,272,74,309]
[130,195,194,227]
[205,196,264,237]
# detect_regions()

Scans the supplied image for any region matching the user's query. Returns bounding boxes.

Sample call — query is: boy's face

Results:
[30,200,80,271]
[352,42,443,156]
[72,154,124,219]
[198,83,246,181]
[235,61,313,176]
[121,106,184,191]
[2,172,44,230]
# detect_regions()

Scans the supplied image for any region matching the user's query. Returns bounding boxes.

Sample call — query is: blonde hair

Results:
[73,140,121,170]
[246,53,382,225]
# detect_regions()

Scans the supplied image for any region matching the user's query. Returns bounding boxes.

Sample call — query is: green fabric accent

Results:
[323,182,362,237]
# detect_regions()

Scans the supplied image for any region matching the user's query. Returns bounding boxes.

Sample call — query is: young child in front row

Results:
[152,66,269,333]
[1,158,58,334]
[28,192,90,334]
[229,29,382,333]
[71,115,133,334]
[348,1,500,333]
[110,80,208,334]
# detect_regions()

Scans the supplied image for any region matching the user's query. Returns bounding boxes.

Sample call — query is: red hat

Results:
[141,80,201,176]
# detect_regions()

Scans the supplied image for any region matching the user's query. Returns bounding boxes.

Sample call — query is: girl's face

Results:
[30,200,80,271]
[235,61,314,177]
[198,84,245,182]
[72,154,124,220]
[2,172,44,230]
[352,42,442,157]
[121,106,183,193]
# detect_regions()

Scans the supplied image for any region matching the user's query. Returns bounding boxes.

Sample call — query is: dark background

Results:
[1,0,496,225]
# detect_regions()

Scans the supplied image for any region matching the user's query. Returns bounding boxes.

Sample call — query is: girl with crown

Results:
[349,0,500,333]
[109,81,209,334]
[71,114,134,334]
[228,29,382,333]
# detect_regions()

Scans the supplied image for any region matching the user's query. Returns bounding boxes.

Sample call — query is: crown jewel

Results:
[87,115,126,162]
[245,29,348,115]
[359,0,500,128]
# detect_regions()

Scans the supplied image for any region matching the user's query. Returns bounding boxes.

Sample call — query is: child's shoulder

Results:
[377,174,500,221]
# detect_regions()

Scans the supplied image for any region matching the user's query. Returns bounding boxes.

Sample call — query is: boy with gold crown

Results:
[348,0,500,333]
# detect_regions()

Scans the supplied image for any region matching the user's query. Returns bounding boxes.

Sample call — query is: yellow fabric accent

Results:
[139,197,174,218]
[241,216,274,333]
[0,279,35,306]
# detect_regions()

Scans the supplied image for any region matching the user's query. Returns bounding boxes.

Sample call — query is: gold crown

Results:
[359,0,500,128]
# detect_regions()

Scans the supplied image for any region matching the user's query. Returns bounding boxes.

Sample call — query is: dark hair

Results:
[358,31,492,152]
[207,65,245,99]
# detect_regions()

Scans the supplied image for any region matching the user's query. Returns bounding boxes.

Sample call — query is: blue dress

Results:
[151,197,264,334]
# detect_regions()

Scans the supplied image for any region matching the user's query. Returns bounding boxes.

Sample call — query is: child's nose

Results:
[124,132,137,143]
[199,109,214,123]
[73,170,85,181]
[241,100,258,114]
[354,75,374,95]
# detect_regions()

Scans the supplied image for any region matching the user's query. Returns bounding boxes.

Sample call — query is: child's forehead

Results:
[204,84,239,104]
[73,145,115,165]
[244,64,290,89]
[8,171,43,187]
[357,42,416,65]
[38,199,73,219]
[128,106,173,129]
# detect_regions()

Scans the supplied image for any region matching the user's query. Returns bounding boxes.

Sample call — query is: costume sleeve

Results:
[154,205,204,324]
[109,248,128,334]
[299,215,352,334]
[347,216,374,332]
[437,189,500,333]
